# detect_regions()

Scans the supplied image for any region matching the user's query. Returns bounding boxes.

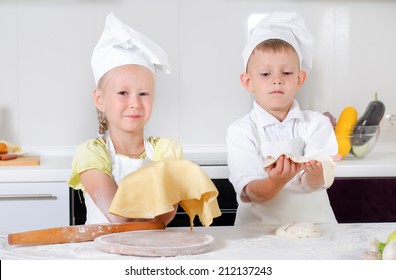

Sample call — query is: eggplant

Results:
[351,93,385,146]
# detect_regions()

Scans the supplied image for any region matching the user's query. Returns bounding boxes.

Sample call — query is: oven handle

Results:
[0,194,56,200]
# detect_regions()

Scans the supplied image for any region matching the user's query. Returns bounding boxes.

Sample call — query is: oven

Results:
[71,178,238,227]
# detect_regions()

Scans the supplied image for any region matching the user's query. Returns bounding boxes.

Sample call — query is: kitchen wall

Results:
[1,0,395,153]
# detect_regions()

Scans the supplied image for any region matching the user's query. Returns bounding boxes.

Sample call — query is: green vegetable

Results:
[386,230,396,243]
[351,93,385,146]
[378,230,396,259]
[378,241,387,259]
[351,142,370,157]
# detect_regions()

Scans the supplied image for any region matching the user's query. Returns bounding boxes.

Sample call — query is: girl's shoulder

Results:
[72,137,111,167]
[68,137,111,191]
[75,137,108,157]
[147,136,183,160]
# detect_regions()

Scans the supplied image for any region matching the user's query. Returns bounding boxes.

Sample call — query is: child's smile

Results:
[98,64,155,133]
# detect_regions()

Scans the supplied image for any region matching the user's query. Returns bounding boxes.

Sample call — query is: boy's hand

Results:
[302,160,323,175]
[332,154,342,162]
[302,160,324,189]
[264,155,301,185]
[244,155,302,203]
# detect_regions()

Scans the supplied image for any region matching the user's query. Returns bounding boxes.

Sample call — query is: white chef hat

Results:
[242,12,314,73]
[91,13,171,85]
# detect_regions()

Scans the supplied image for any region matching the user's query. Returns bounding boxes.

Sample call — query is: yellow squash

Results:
[335,106,358,156]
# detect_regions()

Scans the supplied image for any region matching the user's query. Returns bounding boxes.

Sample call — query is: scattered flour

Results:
[275,222,320,239]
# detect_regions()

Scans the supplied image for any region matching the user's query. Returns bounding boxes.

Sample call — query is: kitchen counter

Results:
[1,222,395,260]
[335,142,396,178]
[0,142,395,182]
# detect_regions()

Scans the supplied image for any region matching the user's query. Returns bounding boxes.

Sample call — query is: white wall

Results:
[1,0,395,152]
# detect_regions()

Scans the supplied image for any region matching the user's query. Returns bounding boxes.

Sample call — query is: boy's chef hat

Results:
[242,12,313,72]
[91,13,171,84]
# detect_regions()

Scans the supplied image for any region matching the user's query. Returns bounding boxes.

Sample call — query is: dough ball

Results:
[275,222,320,239]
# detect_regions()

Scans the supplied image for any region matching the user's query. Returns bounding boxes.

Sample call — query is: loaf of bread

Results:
[0,141,21,153]
[0,142,8,154]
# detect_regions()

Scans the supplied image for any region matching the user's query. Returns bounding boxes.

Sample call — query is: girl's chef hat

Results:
[91,13,171,84]
[242,12,313,73]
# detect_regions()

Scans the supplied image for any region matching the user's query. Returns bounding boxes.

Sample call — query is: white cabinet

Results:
[0,182,70,232]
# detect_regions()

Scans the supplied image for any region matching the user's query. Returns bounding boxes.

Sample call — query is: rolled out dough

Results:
[264,153,335,187]
[109,159,222,229]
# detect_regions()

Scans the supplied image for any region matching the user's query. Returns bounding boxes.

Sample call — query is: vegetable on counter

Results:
[382,240,396,260]
[364,229,396,260]
[351,92,385,147]
[332,93,385,158]
[323,111,337,127]
[334,106,358,156]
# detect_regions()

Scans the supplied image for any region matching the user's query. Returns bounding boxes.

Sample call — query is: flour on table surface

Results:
[275,222,320,239]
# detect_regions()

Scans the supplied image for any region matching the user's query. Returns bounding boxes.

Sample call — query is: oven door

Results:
[71,179,238,226]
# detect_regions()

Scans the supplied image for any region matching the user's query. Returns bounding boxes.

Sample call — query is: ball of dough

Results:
[275,222,320,239]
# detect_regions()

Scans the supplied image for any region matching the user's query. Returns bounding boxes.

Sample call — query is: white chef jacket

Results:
[227,100,338,226]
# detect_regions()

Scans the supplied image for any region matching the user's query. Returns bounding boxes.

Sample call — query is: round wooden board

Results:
[94,229,215,257]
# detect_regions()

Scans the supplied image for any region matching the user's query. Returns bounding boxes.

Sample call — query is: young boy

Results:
[227,12,338,226]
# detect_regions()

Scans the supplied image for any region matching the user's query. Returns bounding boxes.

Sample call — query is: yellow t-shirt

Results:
[67,136,220,227]
[67,136,183,193]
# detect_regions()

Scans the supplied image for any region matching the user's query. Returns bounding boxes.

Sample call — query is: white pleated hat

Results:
[242,12,314,72]
[91,13,171,84]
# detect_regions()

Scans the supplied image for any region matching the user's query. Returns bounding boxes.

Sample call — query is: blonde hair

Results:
[246,39,298,72]
[96,70,113,135]
[255,38,296,53]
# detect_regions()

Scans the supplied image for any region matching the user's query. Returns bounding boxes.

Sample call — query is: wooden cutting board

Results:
[94,229,216,257]
[0,155,40,166]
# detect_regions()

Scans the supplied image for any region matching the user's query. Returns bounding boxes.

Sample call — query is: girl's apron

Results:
[84,136,153,224]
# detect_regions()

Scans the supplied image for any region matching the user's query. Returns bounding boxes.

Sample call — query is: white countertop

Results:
[1,223,395,260]
[0,142,395,183]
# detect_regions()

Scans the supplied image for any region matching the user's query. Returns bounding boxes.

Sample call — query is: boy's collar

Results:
[252,100,304,126]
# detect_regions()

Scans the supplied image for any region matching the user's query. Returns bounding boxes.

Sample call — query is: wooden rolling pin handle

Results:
[8,221,165,245]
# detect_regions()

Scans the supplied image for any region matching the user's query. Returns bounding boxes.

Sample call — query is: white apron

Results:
[84,136,153,224]
[234,111,337,226]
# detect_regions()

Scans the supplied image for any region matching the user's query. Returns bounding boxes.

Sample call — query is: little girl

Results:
[68,13,182,225]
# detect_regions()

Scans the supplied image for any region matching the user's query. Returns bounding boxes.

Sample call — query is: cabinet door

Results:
[0,182,70,232]
[328,178,396,223]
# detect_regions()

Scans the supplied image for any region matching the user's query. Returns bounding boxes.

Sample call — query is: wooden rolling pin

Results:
[8,221,165,245]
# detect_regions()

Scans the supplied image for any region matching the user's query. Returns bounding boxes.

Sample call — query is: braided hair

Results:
[97,109,108,135]
[96,70,113,134]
